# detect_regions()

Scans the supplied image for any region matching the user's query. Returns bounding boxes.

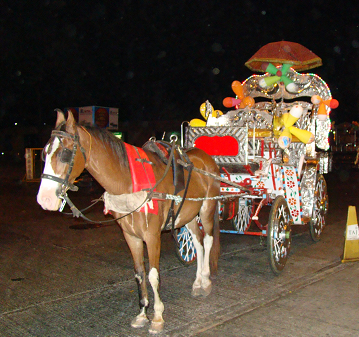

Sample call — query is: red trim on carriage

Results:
[194,135,239,156]
[124,143,158,214]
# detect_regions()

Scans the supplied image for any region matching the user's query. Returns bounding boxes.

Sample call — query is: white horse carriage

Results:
[176,64,336,274]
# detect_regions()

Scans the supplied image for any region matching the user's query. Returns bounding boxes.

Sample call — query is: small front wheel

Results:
[309,174,329,242]
[175,224,197,265]
[231,199,252,233]
[267,196,292,275]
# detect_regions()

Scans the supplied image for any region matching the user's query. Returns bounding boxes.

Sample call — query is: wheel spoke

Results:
[233,200,251,232]
[175,225,197,265]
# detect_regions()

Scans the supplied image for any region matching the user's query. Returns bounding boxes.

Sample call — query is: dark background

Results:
[1,1,359,129]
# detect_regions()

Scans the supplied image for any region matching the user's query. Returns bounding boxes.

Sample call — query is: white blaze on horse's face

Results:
[37,137,63,211]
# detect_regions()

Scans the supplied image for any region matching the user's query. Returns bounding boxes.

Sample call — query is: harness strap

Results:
[41,173,78,191]
[52,130,87,163]
[169,163,194,246]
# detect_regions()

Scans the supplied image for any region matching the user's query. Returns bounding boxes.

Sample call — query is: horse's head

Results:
[37,109,87,211]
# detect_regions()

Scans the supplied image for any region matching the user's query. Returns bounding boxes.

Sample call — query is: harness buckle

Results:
[59,198,67,212]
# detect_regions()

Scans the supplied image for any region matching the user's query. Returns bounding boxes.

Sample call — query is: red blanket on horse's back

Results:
[124,143,158,214]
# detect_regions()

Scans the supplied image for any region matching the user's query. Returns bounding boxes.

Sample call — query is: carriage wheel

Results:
[175,217,203,265]
[231,199,252,232]
[309,174,329,242]
[267,196,292,275]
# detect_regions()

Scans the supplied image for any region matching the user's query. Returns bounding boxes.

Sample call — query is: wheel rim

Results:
[176,225,197,263]
[310,175,328,240]
[268,197,291,274]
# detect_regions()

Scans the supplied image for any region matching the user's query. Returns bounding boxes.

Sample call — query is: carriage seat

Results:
[219,162,260,175]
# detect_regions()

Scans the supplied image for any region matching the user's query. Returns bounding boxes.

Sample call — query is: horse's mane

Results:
[82,125,129,168]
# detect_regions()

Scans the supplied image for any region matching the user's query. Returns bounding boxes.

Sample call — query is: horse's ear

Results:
[55,109,65,127]
[66,109,77,133]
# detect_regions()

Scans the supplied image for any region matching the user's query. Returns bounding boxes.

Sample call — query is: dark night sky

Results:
[1,1,359,128]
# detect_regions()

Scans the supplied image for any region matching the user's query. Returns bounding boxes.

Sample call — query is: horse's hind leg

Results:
[123,231,150,329]
[186,217,206,297]
[145,232,165,334]
[190,201,217,297]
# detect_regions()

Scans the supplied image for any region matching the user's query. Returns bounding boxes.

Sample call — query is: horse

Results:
[37,109,220,334]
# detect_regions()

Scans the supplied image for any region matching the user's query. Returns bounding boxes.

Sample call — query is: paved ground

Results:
[0,163,358,336]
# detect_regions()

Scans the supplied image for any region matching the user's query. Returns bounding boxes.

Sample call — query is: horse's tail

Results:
[210,201,220,276]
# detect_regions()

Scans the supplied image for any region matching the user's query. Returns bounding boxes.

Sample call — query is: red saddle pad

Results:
[124,143,158,214]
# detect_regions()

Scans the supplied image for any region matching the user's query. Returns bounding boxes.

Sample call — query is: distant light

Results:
[14,122,17,126]
[212,68,220,75]
[1,152,4,155]
[43,123,46,125]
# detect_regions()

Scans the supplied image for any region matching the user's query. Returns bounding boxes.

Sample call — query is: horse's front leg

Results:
[145,232,164,334]
[122,231,150,328]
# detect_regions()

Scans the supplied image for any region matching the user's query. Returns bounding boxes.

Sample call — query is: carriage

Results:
[37,42,336,333]
[175,65,334,275]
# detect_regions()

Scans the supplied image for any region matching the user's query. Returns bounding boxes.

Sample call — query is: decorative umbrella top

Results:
[245,41,322,72]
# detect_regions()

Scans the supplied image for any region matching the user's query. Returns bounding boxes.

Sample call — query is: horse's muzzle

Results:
[37,190,62,211]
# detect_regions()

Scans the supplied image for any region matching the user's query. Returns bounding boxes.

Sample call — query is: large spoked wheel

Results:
[267,196,292,275]
[309,174,329,242]
[175,218,202,265]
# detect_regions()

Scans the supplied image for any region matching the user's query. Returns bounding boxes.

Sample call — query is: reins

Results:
[43,127,245,227]
[56,134,181,225]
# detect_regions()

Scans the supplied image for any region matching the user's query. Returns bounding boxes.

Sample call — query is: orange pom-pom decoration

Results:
[240,96,255,108]
[223,97,242,108]
[329,99,339,109]
[231,80,244,98]
[223,80,255,109]
[311,95,339,121]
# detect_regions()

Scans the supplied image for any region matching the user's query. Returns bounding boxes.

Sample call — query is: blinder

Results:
[59,148,73,164]
[41,137,77,165]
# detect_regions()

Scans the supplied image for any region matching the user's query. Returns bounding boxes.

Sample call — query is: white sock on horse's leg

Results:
[201,234,213,293]
[148,267,164,334]
[189,229,204,296]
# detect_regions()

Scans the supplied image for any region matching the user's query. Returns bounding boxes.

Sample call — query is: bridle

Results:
[41,124,87,207]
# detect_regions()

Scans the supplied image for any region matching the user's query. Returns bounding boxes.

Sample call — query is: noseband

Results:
[41,127,87,200]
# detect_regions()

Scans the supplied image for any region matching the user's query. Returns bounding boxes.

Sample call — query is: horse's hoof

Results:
[131,314,149,328]
[192,284,212,297]
[201,283,212,297]
[148,320,164,334]
[191,286,202,297]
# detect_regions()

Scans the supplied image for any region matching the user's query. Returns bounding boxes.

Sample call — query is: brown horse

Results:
[37,110,220,334]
